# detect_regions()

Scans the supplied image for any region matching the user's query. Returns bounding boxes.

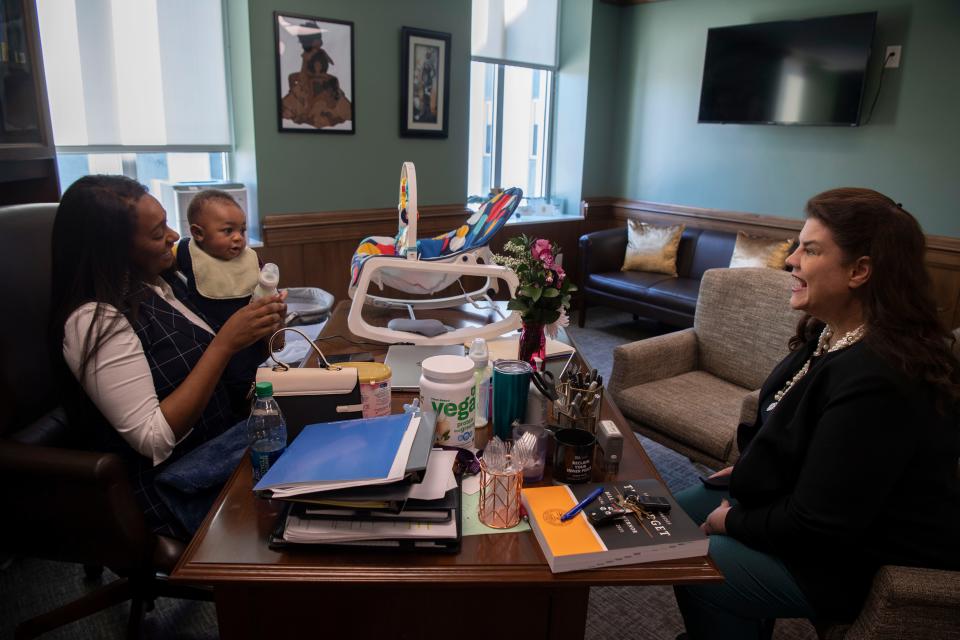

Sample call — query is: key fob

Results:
[635,494,671,513]
[587,503,629,527]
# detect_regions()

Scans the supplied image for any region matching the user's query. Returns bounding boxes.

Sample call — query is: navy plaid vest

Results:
[66,276,239,538]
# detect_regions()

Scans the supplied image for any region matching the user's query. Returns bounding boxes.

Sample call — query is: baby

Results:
[176,189,260,324]
[176,189,268,414]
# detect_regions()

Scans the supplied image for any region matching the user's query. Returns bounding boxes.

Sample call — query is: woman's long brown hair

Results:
[789,188,960,406]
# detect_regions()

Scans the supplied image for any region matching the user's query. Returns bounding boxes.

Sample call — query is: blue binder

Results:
[253,413,413,494]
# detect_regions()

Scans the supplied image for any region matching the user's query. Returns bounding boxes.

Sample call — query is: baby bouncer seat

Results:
[347,162,523,345]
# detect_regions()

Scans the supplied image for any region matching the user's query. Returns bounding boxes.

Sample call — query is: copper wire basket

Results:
[477,460,523,529]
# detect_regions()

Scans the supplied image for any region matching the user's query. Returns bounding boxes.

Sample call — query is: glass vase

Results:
[518,321,546,366]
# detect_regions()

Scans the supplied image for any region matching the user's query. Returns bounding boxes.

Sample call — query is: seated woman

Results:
[49,175,286,540]
[673,188,960,639]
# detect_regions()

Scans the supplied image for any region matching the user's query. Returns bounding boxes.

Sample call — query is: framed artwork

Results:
[274,11,355,134]
[400,27,450,138]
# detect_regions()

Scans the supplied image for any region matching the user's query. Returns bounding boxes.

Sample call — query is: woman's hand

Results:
[701,498,731,535]
[213,291,288,354]
[709,466,734,480]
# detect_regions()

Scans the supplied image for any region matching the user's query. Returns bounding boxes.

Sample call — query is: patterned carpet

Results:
[0,307,817,639]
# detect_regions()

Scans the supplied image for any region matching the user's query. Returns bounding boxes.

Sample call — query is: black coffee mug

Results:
[553,428,596,484]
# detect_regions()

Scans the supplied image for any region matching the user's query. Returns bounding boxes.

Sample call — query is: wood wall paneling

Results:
[257,197,960,331]
[258,205,588,306]
[581,197,960,331]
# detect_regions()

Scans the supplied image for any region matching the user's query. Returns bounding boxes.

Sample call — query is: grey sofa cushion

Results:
[615,370,751,463]
[695,267,801,390]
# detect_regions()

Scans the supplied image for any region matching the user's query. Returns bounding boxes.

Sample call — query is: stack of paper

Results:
[279,450,460,547]
[478,336,574,363]
[255,413,462,551]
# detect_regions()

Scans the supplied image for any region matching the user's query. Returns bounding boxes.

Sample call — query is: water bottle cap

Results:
[468,337,488,367]
[254,381,274,397]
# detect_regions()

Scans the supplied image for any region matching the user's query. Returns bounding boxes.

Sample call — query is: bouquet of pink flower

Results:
[493,235,576,337]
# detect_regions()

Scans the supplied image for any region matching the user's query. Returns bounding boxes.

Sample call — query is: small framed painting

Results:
[400,27,450,138]
[274,11,355,133]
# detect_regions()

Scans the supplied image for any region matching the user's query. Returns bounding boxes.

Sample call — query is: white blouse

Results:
[63,280,215,466]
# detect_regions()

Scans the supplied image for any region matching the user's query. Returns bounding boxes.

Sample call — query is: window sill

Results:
[506,213,584,225]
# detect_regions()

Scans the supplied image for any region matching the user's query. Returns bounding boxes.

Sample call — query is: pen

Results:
[560,487,604,522]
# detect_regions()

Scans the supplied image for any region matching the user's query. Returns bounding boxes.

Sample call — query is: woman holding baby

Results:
[49,175,285,539]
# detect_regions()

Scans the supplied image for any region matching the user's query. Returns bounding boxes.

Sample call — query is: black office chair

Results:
[0,203,210,639]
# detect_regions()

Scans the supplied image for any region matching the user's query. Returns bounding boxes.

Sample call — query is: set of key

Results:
[586,489,671,527]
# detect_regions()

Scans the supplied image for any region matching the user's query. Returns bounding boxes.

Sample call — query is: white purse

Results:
[255,328,364,436]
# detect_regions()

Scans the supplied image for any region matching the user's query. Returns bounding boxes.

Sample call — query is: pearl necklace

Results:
[765,324,866,412]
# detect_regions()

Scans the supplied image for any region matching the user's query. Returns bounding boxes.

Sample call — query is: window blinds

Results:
[471,0,559,69]
[36,0,231,150]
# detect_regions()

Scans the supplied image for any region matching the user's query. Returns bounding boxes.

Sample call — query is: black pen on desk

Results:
[560,487,604,522]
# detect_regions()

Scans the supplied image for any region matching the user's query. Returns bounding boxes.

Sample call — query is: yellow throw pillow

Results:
[621,220,685,276]
[728,232,794,270]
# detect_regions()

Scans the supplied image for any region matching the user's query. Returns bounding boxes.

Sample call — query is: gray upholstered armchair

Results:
[609,267,802,468]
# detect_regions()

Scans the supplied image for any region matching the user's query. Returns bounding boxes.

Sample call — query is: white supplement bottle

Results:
[420,354,477,448]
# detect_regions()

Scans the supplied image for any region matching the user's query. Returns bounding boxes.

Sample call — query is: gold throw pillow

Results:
[621,220,685,276]
[728,232,794,270]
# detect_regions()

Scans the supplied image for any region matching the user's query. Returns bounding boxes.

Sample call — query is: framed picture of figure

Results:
[400,27,450,138]
[274,11,355,133]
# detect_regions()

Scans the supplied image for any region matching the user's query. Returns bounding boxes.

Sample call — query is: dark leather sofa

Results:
[578,226,737,328]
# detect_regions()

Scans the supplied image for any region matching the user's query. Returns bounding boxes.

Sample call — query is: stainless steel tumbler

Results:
[491,359,532,440]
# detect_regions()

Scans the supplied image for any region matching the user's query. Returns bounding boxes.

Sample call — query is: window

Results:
[468,0,558,206]
[35,0,239,232]
[55,151,228,200]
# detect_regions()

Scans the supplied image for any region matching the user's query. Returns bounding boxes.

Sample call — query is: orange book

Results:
[520,480,708,573]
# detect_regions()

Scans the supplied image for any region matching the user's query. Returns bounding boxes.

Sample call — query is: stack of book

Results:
[521,479,708,573]
[254,412,461,551]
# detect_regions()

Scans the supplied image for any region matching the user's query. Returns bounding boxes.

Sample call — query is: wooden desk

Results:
[172,302,721,640]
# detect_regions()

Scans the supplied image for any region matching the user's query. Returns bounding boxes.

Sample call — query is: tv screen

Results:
[698,12,877,126]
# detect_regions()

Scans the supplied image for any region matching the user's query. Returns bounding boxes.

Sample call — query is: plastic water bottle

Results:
[247,381,287,482]
[251,263,284,350]
[468,338,491,427]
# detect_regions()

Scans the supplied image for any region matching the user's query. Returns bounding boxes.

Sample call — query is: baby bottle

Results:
[252,263,284,350]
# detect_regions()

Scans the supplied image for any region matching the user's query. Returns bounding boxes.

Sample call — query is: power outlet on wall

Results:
[885,45,902,68]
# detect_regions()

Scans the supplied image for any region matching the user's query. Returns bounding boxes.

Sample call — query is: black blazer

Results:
[727,338,960,621]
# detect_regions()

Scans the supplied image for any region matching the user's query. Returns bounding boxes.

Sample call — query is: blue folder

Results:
[253,413,412,494]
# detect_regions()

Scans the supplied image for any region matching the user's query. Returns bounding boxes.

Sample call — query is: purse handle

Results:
[267,327,341,371]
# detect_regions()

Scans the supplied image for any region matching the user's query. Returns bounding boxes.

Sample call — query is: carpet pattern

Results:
[0,307,817,639]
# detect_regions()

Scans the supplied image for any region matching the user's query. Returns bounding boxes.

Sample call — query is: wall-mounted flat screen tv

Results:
[698,12,877,126]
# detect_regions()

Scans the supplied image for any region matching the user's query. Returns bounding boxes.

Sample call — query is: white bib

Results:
[188,240,260,300]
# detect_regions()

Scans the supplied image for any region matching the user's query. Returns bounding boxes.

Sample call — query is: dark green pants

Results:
[672,484,816,640]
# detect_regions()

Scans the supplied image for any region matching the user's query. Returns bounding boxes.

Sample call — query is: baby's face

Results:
[193,201,247,260]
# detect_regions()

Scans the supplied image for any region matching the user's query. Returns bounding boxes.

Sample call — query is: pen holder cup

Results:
[552,383,603,435]
[478,461,523,529]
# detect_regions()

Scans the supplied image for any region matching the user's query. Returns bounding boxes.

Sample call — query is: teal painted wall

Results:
[551,0,593,215]
[242,0,470,215]
[611,0,960,236]
[582,0,620,199]
[224,0,260,238]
